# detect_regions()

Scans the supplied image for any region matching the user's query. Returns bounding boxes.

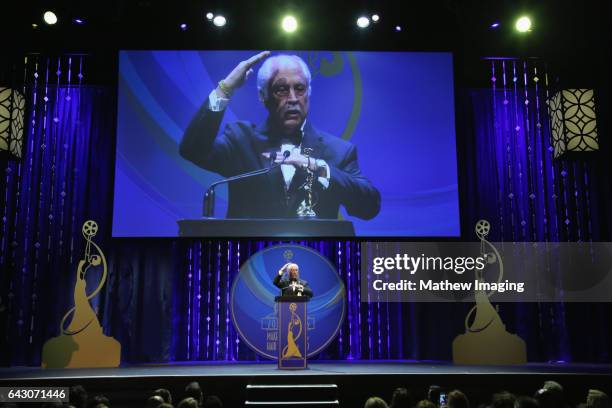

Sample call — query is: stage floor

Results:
[2,361,612,381]
[2,362,610,408]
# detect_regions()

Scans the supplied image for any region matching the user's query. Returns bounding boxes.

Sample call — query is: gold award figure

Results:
[296,147,317,218]
[282,303,303,359]
[452,220,527,365]
[42,220,121,368]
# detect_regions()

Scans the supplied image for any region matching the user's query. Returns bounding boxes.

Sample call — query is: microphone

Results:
[269,151,277,165]
[203,150,292,217]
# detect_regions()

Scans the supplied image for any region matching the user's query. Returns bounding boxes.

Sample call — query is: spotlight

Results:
[357,16,370,28]
[32,23,38,29]
[281,15,298,33]
[43,11,58,25]
[213,15,226,27]
[515,16,532,32]
[180,23,188,31]
[490,22,500,28]
[206,12,214,20]
[73,18,85,25]
[372,14,380,22]
[395,25,402,32]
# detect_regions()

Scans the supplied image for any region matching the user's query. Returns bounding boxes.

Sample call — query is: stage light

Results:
[281,15,298,33]
[32,23,38,29]
[490,22,500,29]
[357,16,370,28]
[372,14,380,22]
[73,18,85,25]
[395,25,402,32]
[213,15,226,27]
[515,16,532,32]
[43,11,58,25]
[180,23,188,31]
[206,12,214,20]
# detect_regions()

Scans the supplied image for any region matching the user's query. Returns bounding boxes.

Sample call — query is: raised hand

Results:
[217,51,270,97]
[278,262,291,275]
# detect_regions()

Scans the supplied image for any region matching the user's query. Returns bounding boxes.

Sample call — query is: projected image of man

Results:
[180,51,380,219]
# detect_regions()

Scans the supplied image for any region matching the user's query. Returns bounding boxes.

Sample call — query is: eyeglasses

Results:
[272,83,308,98]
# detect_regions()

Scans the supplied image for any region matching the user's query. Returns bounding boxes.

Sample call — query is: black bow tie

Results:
[269,127,303,146]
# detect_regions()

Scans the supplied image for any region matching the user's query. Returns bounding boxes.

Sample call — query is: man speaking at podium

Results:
[179,51,380,220]
[274,263,313,298]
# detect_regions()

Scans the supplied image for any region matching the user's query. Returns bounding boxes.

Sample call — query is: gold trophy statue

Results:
[452,220,526,365]
[42,220,121,368]
[296,147,317,218]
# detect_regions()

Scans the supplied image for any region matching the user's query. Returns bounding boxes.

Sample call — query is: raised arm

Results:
[179,51,270,176]
[273,262,291,288]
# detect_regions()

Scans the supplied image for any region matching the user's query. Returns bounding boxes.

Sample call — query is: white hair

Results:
[256,54,312,102]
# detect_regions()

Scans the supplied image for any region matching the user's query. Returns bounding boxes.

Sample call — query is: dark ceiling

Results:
[5,0,611,87]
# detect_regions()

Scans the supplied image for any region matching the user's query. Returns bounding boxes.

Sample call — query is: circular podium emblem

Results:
[231,244,345,359]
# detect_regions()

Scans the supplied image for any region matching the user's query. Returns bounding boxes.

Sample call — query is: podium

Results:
[178,218,355,237]
[275,296,309,370]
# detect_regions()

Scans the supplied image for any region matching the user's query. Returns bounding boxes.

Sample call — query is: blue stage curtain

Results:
[0,83,115,366]
[457,59,612,364]
[1,57,611,366]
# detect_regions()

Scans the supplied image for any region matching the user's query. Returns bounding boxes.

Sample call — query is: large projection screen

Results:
[112,50,460,237]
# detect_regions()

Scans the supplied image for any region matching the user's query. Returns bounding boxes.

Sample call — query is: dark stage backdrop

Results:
[0,56,611,366]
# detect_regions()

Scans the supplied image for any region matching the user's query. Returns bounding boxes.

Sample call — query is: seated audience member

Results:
[159,404,174,408]
[448,390,470,408]
[542,381,564,394]
[390,388,414,408]
[534,381,565,408]
[428,386,442,406]
[70,385,88,408]
[365,397,390,408]
[153,388,173,405]
[93,405,109,408]
[587,390,610,408]
[204,395,223,408]
[417,399,438,408]
[184,382,204,407]
[146,395,165,408]
[178,397,199,408]
[88,395,110,408]
[492,391,517,408]
[515,396,540,408]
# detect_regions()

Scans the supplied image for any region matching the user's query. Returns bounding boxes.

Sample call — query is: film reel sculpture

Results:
[42,221,121,368]
[452,220,527,365]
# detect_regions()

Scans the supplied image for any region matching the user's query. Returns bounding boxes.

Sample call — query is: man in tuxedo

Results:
[179,51,380,219]
[273,263,313,298]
